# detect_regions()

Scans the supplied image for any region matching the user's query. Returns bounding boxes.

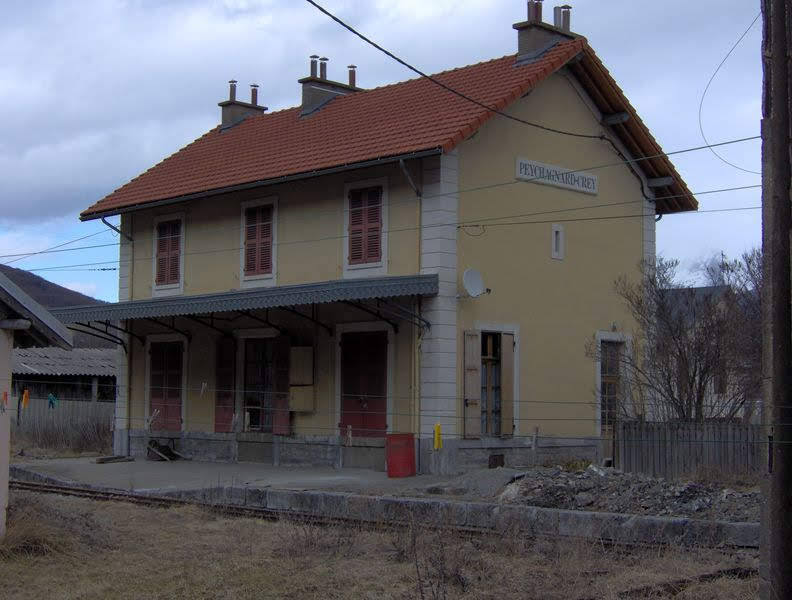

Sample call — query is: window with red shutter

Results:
[243,205,273,276]
[348,186,382,265]
[155,220,181,286]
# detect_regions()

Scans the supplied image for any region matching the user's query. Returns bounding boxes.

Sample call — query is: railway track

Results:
[9,479,485,535]
[9,478,760,556]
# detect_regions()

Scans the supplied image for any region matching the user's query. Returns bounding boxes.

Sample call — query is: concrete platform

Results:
[11,457,457,496]
[9,457,760,549]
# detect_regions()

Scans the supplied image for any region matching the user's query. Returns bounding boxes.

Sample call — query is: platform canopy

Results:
[50,274,439,325]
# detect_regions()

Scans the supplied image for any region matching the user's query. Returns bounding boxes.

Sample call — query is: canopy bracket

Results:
[145,317,191,340]
[280,306,332,335]
[69,324,127,353]
[342,301,399,333]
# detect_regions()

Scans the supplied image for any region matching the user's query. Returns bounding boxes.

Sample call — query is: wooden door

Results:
[340,331,387,437]
[149,341,183,431]
[463,330,482,438]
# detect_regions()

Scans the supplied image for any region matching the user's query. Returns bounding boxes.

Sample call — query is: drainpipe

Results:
[101,217,133,242]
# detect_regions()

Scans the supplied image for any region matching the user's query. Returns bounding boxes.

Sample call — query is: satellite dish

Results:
[462,269,486,298]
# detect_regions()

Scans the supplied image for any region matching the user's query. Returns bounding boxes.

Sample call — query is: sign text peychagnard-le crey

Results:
[516,158,599,195]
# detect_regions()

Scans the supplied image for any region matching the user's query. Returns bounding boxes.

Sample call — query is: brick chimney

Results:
[513,1,576,59]
[298,55,362,116]
[218,80,267,129]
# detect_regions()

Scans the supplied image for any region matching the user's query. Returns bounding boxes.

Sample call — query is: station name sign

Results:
[516,158,598,196]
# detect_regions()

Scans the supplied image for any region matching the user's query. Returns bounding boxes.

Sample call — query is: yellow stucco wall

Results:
[123,161,420,300]
[456,72,649,439]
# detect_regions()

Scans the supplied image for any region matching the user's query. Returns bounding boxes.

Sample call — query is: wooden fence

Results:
[616,421,766,480]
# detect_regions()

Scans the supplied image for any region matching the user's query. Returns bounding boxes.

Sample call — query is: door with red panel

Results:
[149,341,183,431]
[340,331,387,437]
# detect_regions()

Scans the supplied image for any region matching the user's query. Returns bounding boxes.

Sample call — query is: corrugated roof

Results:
[79,38,695,220]
[12,348,117,377]
[51,274,438,324]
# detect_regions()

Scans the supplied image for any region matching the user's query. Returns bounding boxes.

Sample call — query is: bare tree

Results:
[605,252,761,423]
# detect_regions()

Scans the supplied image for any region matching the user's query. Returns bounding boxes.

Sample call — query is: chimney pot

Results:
[553,5,562,28]
[347,64,357,88]
[250,83,259,106]
[309,55,319,78]
[561,5,571,32]
[228,79,237,102]
[527,0,544,23]
[319,57,328,80]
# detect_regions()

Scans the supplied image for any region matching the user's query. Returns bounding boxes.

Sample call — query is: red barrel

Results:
[386,433,416,478]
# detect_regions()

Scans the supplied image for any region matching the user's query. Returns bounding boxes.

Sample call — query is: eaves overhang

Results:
[568,46,697,214]
[80,148,442,222]
[50,274,439,324]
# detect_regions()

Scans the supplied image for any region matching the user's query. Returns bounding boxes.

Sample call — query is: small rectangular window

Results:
[551,223,564,260]
[155,220,181,286]
[348,186,383,264]
[244,205,273,276]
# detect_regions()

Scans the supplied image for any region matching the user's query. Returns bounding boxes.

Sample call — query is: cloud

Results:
[0,0,762,287]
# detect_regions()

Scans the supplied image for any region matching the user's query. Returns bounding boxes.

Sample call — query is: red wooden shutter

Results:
[244,206,273,276]
[348,190,365,264]
[258,206,273,273]
[365,187,382,262]
[348,187,382,265]
[156,220,181,285]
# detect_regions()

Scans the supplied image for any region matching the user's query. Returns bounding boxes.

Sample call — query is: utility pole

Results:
[760,0,792,598]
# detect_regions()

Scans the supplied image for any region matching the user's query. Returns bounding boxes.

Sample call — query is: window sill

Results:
[152,284,183,298]
[343,261,386,278]
[240,274,276,289]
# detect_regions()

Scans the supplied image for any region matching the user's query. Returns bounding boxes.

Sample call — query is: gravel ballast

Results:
[499,465,760,523]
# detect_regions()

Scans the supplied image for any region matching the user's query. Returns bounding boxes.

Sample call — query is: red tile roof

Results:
[81,38,694,219]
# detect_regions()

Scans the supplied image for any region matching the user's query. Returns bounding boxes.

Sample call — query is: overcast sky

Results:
[0,0,761,301]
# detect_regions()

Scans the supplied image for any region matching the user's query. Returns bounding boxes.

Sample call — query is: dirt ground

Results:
[498,466,761,523]
[0,491,758,599]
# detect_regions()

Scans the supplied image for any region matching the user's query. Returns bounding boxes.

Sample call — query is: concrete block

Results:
[245,487,268,507]
[347,494,381,522]
[466,502,496,530]
[266,489,301,512]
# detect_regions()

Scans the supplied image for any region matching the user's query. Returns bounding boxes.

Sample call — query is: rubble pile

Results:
[499,465,760,522]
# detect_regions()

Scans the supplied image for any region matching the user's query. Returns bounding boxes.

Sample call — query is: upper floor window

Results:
[155,219,181,287]
[348,186,382,265]
[240,198,277,288]
[244,205,273,276]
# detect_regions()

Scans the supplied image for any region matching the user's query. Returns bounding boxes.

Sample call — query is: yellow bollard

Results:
[433,423,442,450]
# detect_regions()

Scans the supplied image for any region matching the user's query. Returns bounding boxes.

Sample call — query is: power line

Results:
[24,203,761,274]
[304,0,604,140]
[2,228,114,266]
[0,242,119,260]
[698,12,761,175]
[0,136,761,265]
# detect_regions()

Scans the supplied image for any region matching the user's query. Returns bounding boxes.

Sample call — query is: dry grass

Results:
[0,492,758,600]
[11,421,112,460]
[686,465,761,490]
